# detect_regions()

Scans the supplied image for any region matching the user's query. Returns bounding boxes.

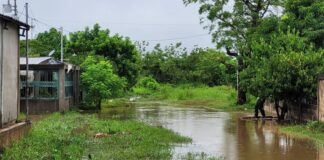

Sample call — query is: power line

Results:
[17,11,72,33]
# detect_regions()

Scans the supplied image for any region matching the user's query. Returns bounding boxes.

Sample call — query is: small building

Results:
[0,14,29,128]
[20,57,80,114]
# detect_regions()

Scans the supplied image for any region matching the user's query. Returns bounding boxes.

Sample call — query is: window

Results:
[21,70,59,99]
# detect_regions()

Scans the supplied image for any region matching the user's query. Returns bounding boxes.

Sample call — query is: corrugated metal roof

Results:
[20,57,62,65]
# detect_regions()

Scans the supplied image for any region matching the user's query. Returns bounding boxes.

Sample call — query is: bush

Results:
[136,76,160,90]
[306,121,324,132]
[132,77,160,95]
[81,56,126,109]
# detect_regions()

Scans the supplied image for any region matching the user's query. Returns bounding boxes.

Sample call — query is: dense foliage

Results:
[282,0,324,48]
[242,31,324,102]
[20,28,67,58]
[141,44,236,86]
[81,56,125,109]
[183,0,283,104]
[67,24,141,87]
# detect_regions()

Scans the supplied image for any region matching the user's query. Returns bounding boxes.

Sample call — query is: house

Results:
[20,57,80,114]
[0,14,29,128]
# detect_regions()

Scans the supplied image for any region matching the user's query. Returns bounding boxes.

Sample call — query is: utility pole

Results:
[25,2,29,121]
[13,0,17,17]
[60,27,64,62]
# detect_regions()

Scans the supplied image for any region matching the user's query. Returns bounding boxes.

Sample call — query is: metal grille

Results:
[21,70,59,100]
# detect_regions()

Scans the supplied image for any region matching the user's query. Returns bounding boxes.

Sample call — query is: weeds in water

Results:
[280,121,324,146]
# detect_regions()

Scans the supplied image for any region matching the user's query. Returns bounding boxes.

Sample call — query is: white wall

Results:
[0,21,19,126]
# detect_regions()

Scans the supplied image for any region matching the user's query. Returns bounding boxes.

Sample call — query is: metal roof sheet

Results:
[20,57,62,65]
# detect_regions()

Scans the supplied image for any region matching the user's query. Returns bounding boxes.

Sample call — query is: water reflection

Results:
[231,118,318,160]
[100,102,322,160]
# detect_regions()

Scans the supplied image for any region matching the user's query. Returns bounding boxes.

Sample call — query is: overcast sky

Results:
[1,0,215,50]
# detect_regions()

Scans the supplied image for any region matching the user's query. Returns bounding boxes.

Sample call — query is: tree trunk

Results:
[275,100,281,120]
[237,86,247,105]
[279,101,288,121]
[225,48,247,105]
[96,99,102,110]
[237,56,246,105]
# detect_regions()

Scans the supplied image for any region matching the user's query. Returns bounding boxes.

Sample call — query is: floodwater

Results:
[101,101,323,160]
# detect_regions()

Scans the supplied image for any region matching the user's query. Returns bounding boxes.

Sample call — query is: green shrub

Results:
[306,121,324,132]
[133,77,160,95]
[136,76,160,90]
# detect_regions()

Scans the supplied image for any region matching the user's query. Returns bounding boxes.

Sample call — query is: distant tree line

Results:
[20,24,236,89]
[139,43,237,86]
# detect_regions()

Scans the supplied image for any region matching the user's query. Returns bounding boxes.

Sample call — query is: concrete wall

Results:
[0,122,30,150]
[265,76,324,122]
[58,68,68,111]
[265,100,318,122]
[20,100,59,115]
[0,21,19,127]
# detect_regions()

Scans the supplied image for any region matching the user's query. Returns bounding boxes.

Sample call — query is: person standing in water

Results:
[254,97,266,118]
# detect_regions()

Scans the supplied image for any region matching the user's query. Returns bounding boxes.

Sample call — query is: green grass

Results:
[17,112,27,122]
[280,121,324,146]
[2,112,191,160]
[133,84,256,111]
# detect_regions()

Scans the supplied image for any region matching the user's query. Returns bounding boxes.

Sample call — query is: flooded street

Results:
[101,101,322,160]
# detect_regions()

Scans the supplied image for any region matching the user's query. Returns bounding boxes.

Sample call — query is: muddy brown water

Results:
[100,101,323,160]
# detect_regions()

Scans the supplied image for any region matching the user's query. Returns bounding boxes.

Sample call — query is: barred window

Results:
[21,70,59,99]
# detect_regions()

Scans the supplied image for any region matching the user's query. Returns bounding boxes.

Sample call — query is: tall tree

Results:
[183,0,282,104]
[20,28,66,58]
[242,31,324,120]
[282,0,324,48]
[66,24,141,87]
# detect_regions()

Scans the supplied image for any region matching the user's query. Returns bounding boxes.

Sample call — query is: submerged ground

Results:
[2,85,324,160]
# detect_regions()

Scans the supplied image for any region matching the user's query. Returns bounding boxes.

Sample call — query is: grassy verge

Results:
[2,112,191,160]
[279,121,324,146]
[133,84,256,111]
